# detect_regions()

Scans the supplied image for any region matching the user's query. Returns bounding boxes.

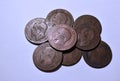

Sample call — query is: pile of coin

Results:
[24,9,112,72]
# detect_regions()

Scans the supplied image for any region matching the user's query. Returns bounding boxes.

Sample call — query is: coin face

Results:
[48,24,77,51]
[75,23,101,50]
[33,43,63,72]
[62,47,83,66]
[83,41,112,68]
[25,18,48,44]
[46,9,74,27]
[74,15,102,34]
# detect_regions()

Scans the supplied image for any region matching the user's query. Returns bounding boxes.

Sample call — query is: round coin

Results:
[74,15,102,34]
[48,24,77,51]
[46,9,74,27]
[25,18,48,45]
[83,41,112,68]
[75,23,101,50]
[33,43,63,72]
[62,47,83,66]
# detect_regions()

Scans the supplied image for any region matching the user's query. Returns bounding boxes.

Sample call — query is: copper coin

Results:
[73,15,101,50]
[48,24,77,51]
[25,18,48,45]
[33,43,63,72]
[83,41,112,68]
[46,9,74,27]
[62,47,83,66]
[75,23,101,50]
[74,15,102,34]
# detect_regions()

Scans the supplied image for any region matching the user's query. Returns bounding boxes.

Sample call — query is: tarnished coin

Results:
[83,41,112,68]
[73,15,102,50]
[33,43,63,72]
[48,24,77,51]
[62,47,83,66]
[74,15,102,34]
[75,23,101,50]
[46,9,74,27]
[25,18,48,45]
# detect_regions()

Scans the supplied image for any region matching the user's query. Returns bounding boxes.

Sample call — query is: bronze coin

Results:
[83,41,112,68]
[46,9,74,27]
[62,47,83,66]
[25,18,48,45]
[48,24,77,51]
[33,43,63,72]
[74,15,102,34]
[75,23,101,50]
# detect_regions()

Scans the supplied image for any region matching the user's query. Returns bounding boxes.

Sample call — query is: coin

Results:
[73,15,102,50]
[75,23,101,50]
[83,41,112,68]
[46,9,74,27]
[33,43,63,72]
[62,47,83,66]
[74,15,102,34]
[48,24,77,51]
[25,18,48,45]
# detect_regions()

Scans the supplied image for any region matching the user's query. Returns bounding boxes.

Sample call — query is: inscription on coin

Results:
[83,41,112,68]
[25,18,48,44]
[46,9,74,27]
[48,24,77,51]
[33,43,63,72]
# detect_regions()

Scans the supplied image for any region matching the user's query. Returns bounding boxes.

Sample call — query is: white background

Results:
[0,0,120,81]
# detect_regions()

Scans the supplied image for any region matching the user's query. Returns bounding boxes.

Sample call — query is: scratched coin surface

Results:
[83,41,112,68]
[33,43,63,72]
[74,15,102,34]
[48,24,77,51]
[74,21,101,50]
[62,47,83,66]
[46,9,74,27]
[25,18,48,44]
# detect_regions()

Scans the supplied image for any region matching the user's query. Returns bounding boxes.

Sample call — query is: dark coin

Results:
[62,47,83,66]
[73,15,102,50]
[83,41,112,68]
[74,23,101,50]
[48,24,77,51]
[25,18,48,45]
[46,9,74,27]
[33,43,63,72]
[74,15,102,34]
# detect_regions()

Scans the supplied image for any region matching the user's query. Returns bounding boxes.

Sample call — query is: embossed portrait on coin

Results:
[40,47,56,65]
[53,28,71,46]
[78,27,94,46]
[31,22,47,41]
[51,13,67,25]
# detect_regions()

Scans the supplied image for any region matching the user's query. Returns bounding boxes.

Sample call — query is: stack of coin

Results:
[24,9,112,72]
[73,15,112,68]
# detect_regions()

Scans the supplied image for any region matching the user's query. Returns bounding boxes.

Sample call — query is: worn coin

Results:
[75,23,101,50]
[48,24,77,51]
[83,41,112,68]
[46,9,74,27]
[62,47,83,66]
[74,15,102,34]
[33,43,63,72]
[25,18,48,45]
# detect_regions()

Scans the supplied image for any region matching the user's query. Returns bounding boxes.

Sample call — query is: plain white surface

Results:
[0,0,120,81]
